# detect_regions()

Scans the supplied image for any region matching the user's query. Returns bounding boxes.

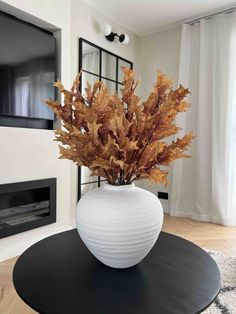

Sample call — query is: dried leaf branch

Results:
[46,68,193,186]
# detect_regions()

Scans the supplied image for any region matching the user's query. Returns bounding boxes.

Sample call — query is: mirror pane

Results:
[117,83,128,109]
[82,42,99,75]
[118,60,131,82]
[81,72,99,98]
[117,83,123,98]
[81,180,107,196]
[81,167,98,184]
[102,79,117,95]
[102,52,116,81]
[81,182,98,196]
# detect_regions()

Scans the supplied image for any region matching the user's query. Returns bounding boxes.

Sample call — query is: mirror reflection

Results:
[102,79,116,95]
[81,72,98,97]
[118,59,132,82]
[82,42,99,75]
[102,52,116,81]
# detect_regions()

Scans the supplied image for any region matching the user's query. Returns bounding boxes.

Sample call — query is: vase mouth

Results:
[102,182,135,191]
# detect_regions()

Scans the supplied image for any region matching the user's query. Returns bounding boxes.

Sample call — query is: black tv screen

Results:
[0,12,56,121]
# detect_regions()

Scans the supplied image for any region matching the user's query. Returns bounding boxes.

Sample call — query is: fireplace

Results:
[0,178,56,238]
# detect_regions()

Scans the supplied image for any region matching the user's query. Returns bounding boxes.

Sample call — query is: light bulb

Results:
[122,34,129,45]
[103,23,112,36]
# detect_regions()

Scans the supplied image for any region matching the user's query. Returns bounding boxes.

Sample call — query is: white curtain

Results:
[170,12,236,226]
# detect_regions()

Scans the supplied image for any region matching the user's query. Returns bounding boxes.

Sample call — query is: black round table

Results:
[13,230,220,314]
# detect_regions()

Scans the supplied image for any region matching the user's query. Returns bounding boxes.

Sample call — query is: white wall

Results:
[0,0,73,261]
[0,0,140,260]
[139,26,181,97]
[135,27,182,211]
[0,0,181,260]
[70,0,140,78]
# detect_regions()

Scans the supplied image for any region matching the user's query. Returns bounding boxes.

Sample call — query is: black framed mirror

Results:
[78,38,133,200]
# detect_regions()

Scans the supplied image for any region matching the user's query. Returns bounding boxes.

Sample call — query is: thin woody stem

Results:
[134,121,159,167]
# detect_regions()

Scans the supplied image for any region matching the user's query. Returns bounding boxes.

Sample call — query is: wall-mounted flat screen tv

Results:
[0,12,56,122]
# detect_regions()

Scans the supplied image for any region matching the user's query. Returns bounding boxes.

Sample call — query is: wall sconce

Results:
[103,23,129,45]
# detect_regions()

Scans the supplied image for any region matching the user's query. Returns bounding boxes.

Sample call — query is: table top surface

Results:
[13,229,221,314]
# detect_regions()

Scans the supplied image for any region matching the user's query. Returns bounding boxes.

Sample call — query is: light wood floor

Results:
[1,214,236,314]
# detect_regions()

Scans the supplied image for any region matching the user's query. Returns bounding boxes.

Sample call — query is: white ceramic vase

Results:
[76,183,163,269]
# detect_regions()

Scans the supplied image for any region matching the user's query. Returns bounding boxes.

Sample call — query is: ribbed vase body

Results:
[76,183,163,268]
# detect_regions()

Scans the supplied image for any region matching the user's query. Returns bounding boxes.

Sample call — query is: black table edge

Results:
[12,230,221,314]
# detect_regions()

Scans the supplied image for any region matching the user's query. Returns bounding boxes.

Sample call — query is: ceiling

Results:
[83,0,235,36]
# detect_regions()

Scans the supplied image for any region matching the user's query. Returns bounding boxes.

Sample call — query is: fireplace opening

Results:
[0,178,56,238]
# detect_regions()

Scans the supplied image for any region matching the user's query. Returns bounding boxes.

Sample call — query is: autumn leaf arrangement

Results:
[46,68,193,186]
